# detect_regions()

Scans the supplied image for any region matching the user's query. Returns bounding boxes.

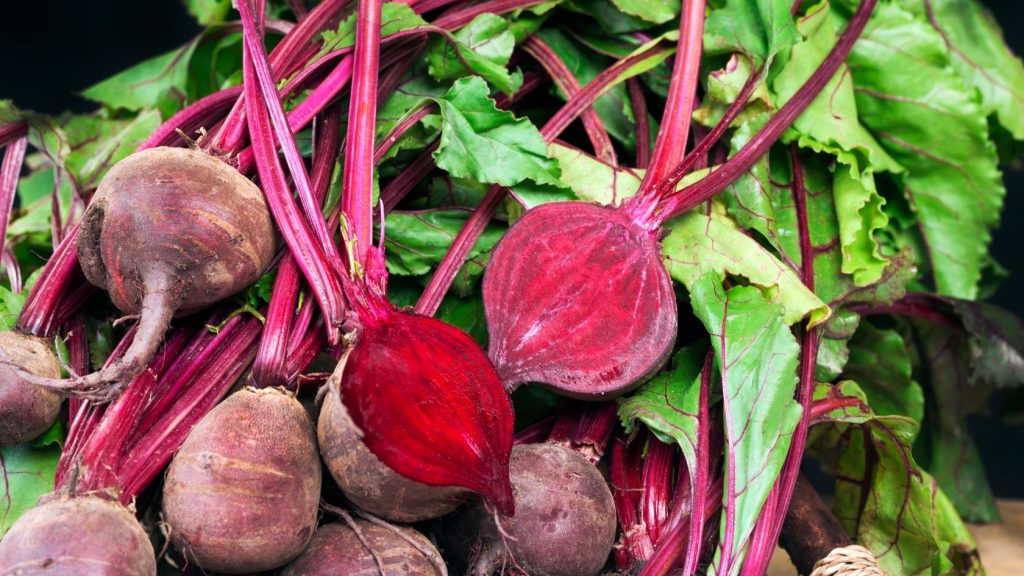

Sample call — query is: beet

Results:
[447,443,617,576]
[318,387,469,522]
[0,494,156,575]
[281,521,443,576]
[18,147,275,399]
[0,331,61,447]
[335,296,516,515]
[483,201,677,399]
[162,387,320,574]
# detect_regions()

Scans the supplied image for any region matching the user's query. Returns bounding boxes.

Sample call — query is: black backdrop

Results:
[1,1,1022,496]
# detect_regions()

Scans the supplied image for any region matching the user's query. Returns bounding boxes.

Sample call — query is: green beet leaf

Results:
[690,272,802,576]
[845,2,1004,299]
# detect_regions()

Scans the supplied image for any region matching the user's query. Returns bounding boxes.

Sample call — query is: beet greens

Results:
[3,0,1024,574]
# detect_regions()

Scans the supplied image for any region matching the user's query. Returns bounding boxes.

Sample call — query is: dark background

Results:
[1,1,1022,496]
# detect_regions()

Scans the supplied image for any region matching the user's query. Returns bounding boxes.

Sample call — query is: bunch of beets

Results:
[0,0,1022,574]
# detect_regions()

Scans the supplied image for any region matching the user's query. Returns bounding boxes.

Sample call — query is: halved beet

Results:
[318,389,470,522]
[335,305,515,515]
[483,202,677,398]
[0,494,156,575]
[0,331,61,447]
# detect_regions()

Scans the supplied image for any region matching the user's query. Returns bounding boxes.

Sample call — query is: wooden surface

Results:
[767,500,1024,575]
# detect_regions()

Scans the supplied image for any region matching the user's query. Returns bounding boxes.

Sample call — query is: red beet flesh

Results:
[318,389,470,522]
[162,387,321,574]
[0,332,61,447]
[19,147,275,399]
[483,202,677,398]
[281,521,443,576]
[447,443,617,576]
[0,495,156,575]
[337,306,515,515]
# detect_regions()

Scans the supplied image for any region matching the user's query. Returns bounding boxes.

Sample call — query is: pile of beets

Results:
[0,0,955,573]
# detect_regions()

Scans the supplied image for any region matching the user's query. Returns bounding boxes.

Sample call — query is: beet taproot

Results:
[0,494,156,575]
[17,147,275,400]
[318,387,469,522]
[281,521,443,576]
[332,297,516,515]
[483,202,677,399]
[162,387,320,574]
[447,443,617,576]
[0,331,61,447]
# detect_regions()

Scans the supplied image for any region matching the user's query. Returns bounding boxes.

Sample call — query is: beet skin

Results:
[319,388,469,522]
[162,387,320,574]
[0,331,61,447]
[0,495,156,575]
[448,443,617,576]
[281,521,443,576]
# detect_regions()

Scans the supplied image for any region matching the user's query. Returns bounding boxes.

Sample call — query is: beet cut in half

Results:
[484,201,677,399]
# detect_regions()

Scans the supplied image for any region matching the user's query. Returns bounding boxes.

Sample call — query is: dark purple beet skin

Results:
[0,494,156,575]
[447,443,617,576]
[281,521,443,576]
[0,331,61,447]
[483,202,677,398]
[162,387,321,574]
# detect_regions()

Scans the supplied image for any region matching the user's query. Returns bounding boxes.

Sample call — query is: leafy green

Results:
[0,285,27,331]
[382,209,505,295]
[82,42,198,116]
[419,77,564,189]
[609,0,679,24]
[908,0,1024,141]
[426,13,520,95]
[182,0,232,25]
[662,210,829,327]
[618,343,707,480]
[690,273,802,576]
[772,1,899,286]
[845,2,1004,299]
[842,322,924,426]
[703,0,800,67]
[0,421,63,537]
[815,381,982,575]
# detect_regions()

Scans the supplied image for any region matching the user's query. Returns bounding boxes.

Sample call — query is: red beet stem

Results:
[242,8,347,346]
[628,78,651,168]
[653,0,879,222]
[0,121,27,148]
[341,0,383,270]
[215,0,352,151]
[523,36,617,165]
[547,401,618,464]
[626,0,706,225]
[253,108,341,389]
[0,136,27,258]
[139,86,243,150]
[238,0,345,272]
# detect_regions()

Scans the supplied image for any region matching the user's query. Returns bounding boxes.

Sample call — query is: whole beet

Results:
[0,332,61,447]
[448,443,617,576]
[162,387,320,574]
[18,147,276,399]
[281,521,443,576]
[0,494,156,575]
[318,388,469,522]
